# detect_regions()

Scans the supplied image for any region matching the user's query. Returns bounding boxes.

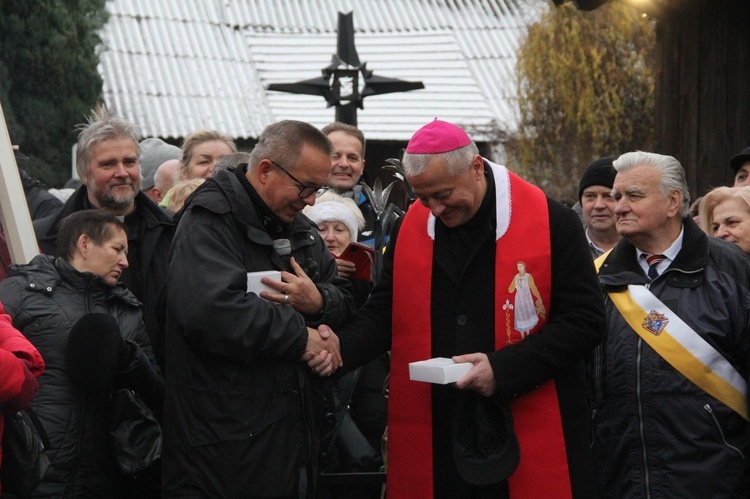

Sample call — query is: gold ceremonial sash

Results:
[607,284,748,421]
[594,253,748,421]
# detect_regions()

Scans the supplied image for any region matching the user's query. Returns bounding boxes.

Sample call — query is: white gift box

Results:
[246,270,281,297]
[408,357,473,384]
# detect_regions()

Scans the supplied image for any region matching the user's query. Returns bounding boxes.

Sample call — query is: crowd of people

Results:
[0,108,749,499]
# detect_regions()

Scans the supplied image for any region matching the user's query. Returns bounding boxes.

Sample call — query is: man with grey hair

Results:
[318,119,605,497]
[151,158,182,203]
[140,137,181,202]
[33,108,175,369]
[211,150,252,177]
[592,151,750,497]
[163,120,354,498]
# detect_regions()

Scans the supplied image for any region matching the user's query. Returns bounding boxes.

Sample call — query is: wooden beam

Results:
[0,101,39,264]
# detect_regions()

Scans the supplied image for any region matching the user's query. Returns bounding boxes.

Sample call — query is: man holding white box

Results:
[320,119,605,498]
[163,120,355,498]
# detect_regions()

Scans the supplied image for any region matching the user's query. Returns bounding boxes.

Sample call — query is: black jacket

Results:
[593,218,750,498]
[162,168,355,498]
[0,255,163,498]
[33,186,175,369]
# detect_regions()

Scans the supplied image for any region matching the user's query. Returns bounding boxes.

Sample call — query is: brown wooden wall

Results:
[655,0,750,198]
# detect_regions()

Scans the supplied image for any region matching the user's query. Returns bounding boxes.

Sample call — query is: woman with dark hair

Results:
[0,209,163,498]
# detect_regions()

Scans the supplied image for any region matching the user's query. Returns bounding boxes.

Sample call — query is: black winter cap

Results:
[578,156,617,201]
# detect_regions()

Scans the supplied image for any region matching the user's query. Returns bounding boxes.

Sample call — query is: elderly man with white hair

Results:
[593,151,750,497]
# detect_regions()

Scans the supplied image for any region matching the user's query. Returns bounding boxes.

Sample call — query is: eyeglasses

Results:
[270,160,328,198]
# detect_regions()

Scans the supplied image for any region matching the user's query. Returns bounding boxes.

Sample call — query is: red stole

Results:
[388,165,572,498]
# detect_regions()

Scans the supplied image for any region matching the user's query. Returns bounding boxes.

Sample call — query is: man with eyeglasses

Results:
[163,120,355,498]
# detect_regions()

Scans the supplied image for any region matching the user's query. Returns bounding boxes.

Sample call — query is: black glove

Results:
[66,313,127,392]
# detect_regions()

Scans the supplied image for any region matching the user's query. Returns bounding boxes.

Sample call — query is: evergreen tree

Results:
[505,2,655,201]
[0,0,108,187]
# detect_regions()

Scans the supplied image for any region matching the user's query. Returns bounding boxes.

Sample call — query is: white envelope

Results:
[246,270,281,297]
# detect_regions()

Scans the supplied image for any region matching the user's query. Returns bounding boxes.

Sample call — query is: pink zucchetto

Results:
[405,119,472,154]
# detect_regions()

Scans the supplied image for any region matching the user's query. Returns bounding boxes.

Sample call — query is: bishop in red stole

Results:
[331,119,604,499]
[389,162,573,498]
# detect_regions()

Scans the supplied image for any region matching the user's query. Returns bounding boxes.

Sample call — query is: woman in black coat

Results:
[0,210,164,498]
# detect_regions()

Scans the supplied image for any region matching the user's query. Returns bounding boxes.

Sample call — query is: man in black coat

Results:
[33,108,174,369]
[163,120,353,498]
[317,120,606,498]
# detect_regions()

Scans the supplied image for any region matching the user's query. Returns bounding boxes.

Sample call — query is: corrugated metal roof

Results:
[98,0,545,141]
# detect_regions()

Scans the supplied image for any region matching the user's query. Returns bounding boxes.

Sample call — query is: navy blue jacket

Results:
[593,218,750,497]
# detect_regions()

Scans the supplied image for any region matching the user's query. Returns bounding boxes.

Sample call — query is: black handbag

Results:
[1,407,51,496]
[108,388,161,475]
[321,369,381,474]
[331,410,381,472]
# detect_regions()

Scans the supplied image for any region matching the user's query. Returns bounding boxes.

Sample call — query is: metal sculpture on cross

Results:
[267,11,424,126]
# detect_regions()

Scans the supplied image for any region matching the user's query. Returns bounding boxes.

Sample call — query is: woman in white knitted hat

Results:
[303,191,366,282]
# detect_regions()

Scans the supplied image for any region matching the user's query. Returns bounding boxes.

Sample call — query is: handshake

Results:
[301,325,341,377]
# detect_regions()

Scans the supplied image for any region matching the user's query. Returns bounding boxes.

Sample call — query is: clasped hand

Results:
[300,324,341,377]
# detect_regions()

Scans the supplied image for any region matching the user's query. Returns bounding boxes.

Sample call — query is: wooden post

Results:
[0,101,39,264]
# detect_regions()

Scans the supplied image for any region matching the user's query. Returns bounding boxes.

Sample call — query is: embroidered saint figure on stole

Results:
[507,261,546,340]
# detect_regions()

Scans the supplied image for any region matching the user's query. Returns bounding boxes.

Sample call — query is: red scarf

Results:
[388,163,571,498]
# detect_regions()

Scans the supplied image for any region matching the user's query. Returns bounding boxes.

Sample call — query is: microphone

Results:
[273,239,292,269]
[273,239,291,256]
